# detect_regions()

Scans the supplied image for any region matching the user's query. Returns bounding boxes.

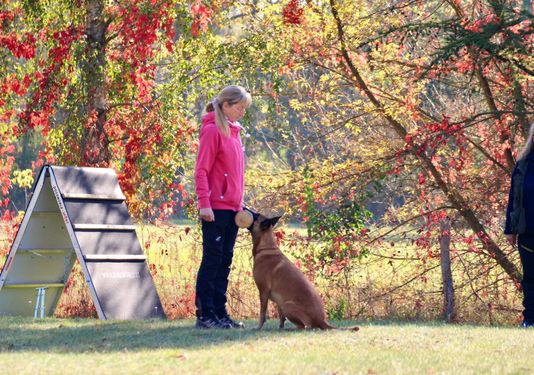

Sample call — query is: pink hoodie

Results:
[194,111,245,211]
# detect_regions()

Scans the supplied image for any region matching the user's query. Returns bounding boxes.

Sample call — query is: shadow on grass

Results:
[0,317,352,353]
[1,317,504,354]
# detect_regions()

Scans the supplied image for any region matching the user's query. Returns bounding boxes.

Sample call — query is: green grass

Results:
[1,317,533,374]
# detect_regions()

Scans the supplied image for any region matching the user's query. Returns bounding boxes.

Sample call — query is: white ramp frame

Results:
[0,166,79,317]
[0,167,48,291]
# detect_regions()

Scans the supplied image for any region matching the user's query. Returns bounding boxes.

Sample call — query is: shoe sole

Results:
[195,323,231,329]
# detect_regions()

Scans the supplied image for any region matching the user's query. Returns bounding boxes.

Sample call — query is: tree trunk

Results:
[439,217,455,322]
[83,0,111,165]
[512,79,531,138]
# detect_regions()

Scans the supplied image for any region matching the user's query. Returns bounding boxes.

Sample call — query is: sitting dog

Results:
[246,211,359,331]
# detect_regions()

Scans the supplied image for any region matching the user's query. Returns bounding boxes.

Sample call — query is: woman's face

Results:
[222,101,247,122]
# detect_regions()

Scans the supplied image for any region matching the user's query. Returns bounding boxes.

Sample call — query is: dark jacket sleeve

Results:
[504,165,517,234]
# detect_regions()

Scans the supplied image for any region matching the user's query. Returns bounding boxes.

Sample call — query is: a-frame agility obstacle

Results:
[0,165,166,319]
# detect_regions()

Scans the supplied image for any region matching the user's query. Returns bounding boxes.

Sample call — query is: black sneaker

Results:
[218,315,245,329]
[521,320,534,328]
[195,316,230,329]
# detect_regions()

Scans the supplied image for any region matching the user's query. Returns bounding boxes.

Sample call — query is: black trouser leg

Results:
[213,217,238,318]
[195,210,237,319]
[518,236,534,323]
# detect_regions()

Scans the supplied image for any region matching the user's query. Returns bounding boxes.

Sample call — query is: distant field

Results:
[0,317,533,375]
[133,222,524,325]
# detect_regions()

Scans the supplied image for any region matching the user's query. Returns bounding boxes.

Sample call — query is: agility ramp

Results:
[0,165,166,319]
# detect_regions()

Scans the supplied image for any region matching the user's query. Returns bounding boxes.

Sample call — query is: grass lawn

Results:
[0,317,532,374]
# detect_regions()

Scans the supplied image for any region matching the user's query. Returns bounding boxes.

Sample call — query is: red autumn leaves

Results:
[283,0,304,25]
[191,0,212,37]
[189,0,304,38]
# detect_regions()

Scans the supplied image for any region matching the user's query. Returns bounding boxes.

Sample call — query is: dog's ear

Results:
[260,215,282,231]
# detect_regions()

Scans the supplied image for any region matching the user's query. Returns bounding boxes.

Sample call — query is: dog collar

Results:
[253,248,280,258]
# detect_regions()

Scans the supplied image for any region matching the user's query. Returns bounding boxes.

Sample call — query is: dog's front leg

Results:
[257,290,269,329]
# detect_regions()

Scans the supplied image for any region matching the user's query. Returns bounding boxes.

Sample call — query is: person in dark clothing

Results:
[505,124,534,327]
[193,85,251,329]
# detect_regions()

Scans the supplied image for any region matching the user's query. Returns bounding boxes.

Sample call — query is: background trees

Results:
[0,0,532,321]
[1,0,200,221]
[236,0,532,319]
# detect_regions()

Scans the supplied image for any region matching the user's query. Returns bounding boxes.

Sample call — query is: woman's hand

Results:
[506,234,517,246]
[199,207,215,222]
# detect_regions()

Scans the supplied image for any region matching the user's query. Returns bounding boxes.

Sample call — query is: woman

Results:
[505,123,534,327]
[194,85,251,329]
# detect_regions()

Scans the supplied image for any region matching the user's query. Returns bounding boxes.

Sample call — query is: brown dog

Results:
[248,212,359,331]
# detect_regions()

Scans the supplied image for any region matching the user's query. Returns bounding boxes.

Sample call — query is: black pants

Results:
[195,210,238,319]
[519,235,534,323]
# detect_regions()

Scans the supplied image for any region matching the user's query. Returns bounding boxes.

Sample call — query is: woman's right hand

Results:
[199,207,215,222]
[506,234,517,246]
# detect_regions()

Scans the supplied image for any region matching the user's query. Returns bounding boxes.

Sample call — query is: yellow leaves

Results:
[47,128,65,150]
[12,169,33,189]
[258,102,269,114]
[0,121,12,137]
[373,69,387,83]
[289,99,303,111]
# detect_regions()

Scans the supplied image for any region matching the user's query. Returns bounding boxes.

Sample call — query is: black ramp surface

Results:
[86,261,164,319]
[51,165,166,319]
[75,231,144,256]
[52,166,124,197]
[64,200,132,225]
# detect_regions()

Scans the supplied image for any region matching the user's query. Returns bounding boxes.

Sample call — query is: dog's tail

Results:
[322,322,359,331]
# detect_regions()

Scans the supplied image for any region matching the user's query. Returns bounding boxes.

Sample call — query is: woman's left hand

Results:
[506,234,517,246]
[199,207,215,222]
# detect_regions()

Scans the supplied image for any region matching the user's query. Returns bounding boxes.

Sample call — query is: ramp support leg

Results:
[34,287,47,318]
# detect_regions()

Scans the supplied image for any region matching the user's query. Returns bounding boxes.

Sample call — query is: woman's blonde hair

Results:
[518,123,534,161]
[205,85,252,136]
